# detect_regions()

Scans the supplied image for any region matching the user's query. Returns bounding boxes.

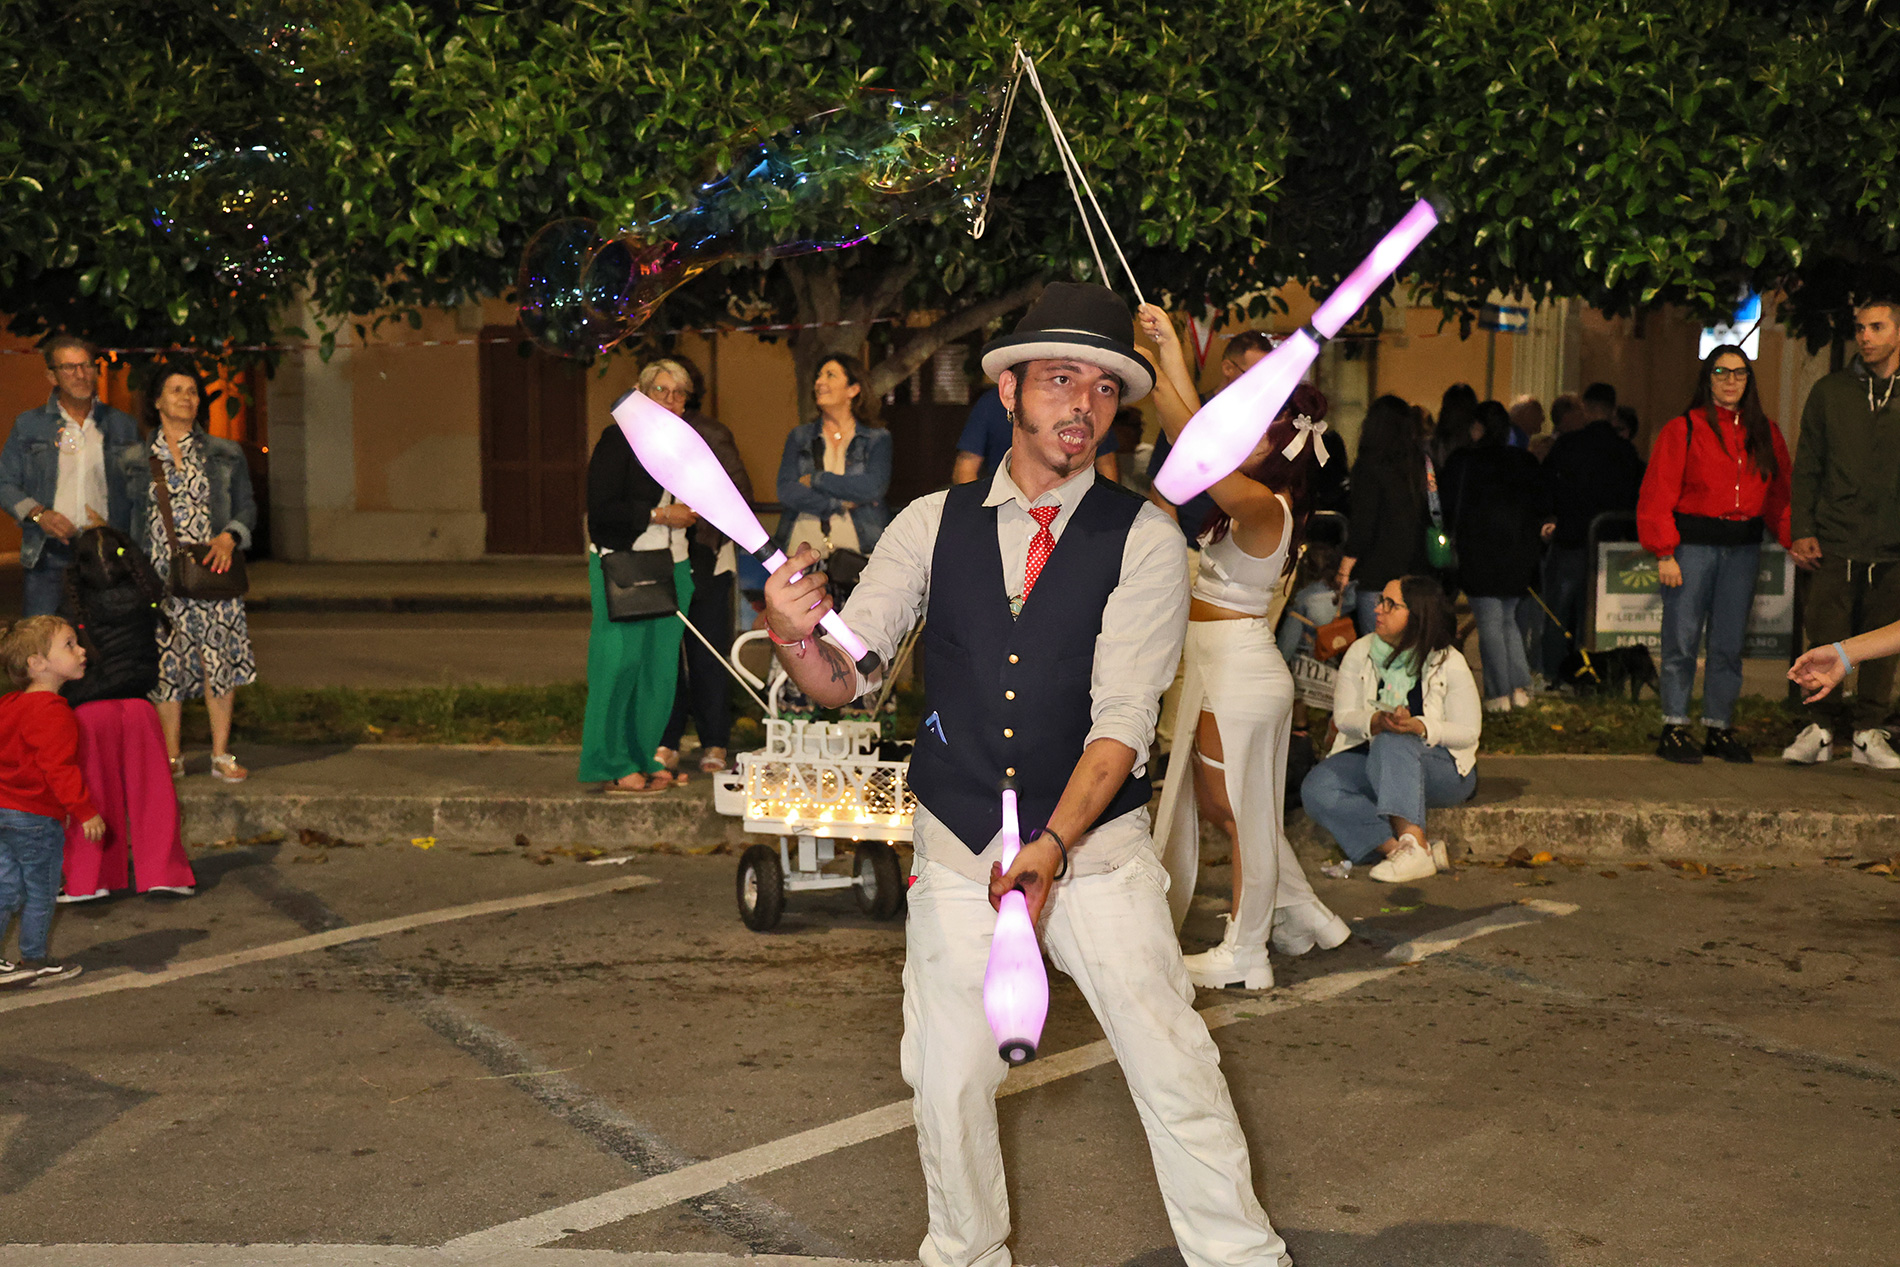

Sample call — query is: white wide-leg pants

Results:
[900,851,1289,1267]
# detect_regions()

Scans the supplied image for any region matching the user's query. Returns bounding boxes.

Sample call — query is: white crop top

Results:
[1189,494,1291,617]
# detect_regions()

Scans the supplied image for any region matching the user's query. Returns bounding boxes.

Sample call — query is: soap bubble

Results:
[518,88,1004,356]
[208,0,360,94]
[151,138,305,286]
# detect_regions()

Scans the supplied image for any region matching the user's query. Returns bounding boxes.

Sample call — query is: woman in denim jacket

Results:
[771,355,891,560]
[121,362,258,783]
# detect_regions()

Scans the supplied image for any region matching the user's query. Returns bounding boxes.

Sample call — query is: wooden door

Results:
[479,327,588,554]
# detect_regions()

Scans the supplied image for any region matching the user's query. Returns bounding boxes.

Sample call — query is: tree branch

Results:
[864,280,1047,401]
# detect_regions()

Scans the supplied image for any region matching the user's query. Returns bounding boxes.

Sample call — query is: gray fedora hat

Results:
[979,282,1154,403]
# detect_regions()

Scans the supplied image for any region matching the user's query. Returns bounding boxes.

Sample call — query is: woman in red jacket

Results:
[1637,344,1791,763]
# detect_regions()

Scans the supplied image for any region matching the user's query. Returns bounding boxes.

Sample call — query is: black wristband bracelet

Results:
[1034,826,1069,881]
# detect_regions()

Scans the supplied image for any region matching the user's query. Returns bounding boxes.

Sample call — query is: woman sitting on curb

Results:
[1300,575,1481,883]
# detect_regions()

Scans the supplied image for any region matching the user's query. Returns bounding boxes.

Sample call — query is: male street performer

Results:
[763,282,1295,1267]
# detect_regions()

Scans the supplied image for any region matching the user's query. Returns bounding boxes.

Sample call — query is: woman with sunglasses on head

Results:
[1637,344,1791,764]
[1139,304,1350,991]
[1300,575,1480,883]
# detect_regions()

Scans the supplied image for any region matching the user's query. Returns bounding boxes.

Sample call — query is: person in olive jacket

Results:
[1784,298,1900,768]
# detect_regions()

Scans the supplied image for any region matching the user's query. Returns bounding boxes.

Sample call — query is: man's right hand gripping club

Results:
[763,544,865,709]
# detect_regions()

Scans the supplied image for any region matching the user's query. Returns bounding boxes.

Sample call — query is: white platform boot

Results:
[1182,914,1274,990]
[1270,901,1353,956]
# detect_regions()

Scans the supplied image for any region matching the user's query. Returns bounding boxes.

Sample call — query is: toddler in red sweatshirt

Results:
[0,615,105,985]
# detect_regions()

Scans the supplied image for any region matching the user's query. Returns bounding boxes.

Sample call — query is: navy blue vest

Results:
[908,479,1153,853]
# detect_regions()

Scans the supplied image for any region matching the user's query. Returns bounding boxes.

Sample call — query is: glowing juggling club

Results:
[1153,198,1442,504]
[983,783,1049,1067]
[611,390,880,672]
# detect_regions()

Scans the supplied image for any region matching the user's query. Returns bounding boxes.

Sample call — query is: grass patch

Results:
[150,681,1812,756]
[1478,691,1803,755]
[182,682,593,746]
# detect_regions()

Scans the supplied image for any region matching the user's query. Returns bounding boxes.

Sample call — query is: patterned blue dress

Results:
[146,430,257,701]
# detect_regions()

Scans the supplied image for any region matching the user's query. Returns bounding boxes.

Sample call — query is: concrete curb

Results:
[178,789,749,851]
[175,783,1896,862]
[1288,803,1898,863]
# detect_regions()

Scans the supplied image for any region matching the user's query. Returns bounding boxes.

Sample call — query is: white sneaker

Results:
[1483,695,1513,713]
[1182,915,1274,989]
[1368,838,1437,883]
[1270,902,1351,956]
[1853,728,1900,769]
[1429,839,1451,870]
[1511,687,1533,708]
[1782,723,1833,764]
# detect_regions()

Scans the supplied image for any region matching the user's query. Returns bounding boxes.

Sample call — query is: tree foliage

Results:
[5,0,1900,371]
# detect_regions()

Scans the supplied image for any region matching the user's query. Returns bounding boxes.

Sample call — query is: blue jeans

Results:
[1471,595,1533,699]
[1354,586,1382,636]
[1276,580,1347,661]
[1300,733,1477,863]
[21,541,72,617]
[1660,542,1761,727]
[0,808,67,962]
[1537,547,1591,680]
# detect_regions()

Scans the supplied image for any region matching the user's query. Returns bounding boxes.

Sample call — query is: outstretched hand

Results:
[1789,644,1849,702]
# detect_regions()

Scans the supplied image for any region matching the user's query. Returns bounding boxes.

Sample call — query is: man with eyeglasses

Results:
[0,335,141,615]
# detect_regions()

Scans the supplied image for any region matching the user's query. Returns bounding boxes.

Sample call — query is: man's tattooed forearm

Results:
[815,639,854,686]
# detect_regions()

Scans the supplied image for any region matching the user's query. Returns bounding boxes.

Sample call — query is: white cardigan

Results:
[1328,635,1482,775]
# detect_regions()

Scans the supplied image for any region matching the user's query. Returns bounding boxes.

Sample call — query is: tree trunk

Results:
[782,257,1043,417]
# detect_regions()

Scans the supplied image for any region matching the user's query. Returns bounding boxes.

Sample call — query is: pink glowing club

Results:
[612,390,880,671]
[983,786,1049,1066]
[1153,198,1441,504]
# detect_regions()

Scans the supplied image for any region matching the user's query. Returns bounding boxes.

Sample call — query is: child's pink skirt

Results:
[63,698,196,896]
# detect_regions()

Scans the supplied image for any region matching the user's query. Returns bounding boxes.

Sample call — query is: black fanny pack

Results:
[1674,513,1763,547]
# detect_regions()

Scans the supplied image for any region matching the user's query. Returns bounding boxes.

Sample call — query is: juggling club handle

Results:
[760,549,882,675]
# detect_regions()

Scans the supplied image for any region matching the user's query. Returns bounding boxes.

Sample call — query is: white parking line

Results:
[449,899,1580,1252]
[0,875,660,1016]
[0,1247,904,1267]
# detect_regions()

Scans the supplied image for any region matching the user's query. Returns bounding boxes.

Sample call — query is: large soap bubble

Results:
[151,138,306,286]
[208,0,361,94]
[519,88,1003,356]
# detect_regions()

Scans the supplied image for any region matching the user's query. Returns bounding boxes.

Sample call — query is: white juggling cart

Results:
[710,630,919,930]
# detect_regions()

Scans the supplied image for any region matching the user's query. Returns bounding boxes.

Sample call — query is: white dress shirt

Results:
[52,400,109,530]
[837,454,1189,882]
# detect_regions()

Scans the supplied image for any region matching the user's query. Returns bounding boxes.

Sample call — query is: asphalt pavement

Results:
[1,837,1893,1266]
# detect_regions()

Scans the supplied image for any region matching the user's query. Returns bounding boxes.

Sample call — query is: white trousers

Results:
[1154,617,1332,944]
[900,851,1289,1267]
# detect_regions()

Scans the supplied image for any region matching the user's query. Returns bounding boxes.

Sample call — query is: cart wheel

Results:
[738,844,785,931]
[854,841,904,920]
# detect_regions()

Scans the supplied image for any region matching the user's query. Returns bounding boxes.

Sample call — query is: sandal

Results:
[209,753,249,783]
[169,755,186,780]
[698,747,729,773]
[652,747,688,785]
[645,769,678,791]
[602,773,651,796]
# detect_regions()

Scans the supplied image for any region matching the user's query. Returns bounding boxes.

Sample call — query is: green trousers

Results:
[579,553,694,783]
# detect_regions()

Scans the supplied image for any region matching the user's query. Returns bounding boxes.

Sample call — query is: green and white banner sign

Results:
[1594,543,1794,658]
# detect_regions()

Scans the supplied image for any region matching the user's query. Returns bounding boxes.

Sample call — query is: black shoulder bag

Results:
[149,454,249,601]
[599,548,678,621]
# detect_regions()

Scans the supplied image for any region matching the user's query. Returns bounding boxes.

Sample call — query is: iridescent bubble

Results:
[151,138,305,286]
[208,0,360,93]
[518,88,1004,356]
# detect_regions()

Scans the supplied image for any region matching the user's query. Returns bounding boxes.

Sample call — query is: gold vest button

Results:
[1005,690,1015,700]
[1003,728,1014,738]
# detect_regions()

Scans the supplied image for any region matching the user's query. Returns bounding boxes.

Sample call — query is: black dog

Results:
[1558,643,1658,702]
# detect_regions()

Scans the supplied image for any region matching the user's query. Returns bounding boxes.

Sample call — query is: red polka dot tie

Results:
[1021,504,1062,602]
